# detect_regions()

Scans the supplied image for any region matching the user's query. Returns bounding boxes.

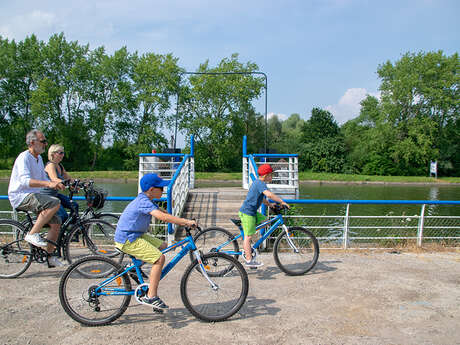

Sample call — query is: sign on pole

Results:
[430,161,437,178]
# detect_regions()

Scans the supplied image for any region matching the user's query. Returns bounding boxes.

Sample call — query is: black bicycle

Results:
[0,180,120,278]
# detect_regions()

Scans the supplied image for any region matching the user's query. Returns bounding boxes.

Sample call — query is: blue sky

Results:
[1,0,459,144]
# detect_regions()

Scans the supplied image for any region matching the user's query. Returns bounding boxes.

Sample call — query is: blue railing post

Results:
[190,134,195,157]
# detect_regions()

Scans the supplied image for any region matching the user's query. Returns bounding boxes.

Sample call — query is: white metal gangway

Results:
[138,136,195,244]
[242,135,299,199]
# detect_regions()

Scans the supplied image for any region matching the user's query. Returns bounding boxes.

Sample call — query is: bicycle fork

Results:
[282,225,300,253]
[192,250,219,290]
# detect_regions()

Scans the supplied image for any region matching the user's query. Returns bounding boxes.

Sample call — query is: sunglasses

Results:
[56,151,65,155]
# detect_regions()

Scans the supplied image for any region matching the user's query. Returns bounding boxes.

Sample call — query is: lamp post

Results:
[174,71,268,153]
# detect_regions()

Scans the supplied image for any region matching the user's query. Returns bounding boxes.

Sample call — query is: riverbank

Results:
[0,170,459,185]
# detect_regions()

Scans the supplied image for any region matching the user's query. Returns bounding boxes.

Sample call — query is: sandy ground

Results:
[1,250,459,345]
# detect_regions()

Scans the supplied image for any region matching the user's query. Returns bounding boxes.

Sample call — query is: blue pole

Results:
[190,134,194,157]
[243,135,247,157]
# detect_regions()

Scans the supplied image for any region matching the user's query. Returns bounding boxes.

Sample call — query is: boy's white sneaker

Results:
[48,256,67,268]
[244,258,264,268]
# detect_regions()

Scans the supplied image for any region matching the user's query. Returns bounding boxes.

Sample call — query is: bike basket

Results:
[85,188,107,209]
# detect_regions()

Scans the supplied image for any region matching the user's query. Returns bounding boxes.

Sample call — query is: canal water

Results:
[1,180,459,217]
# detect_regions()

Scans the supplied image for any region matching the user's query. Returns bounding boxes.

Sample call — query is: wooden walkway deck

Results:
[179,187,246,235]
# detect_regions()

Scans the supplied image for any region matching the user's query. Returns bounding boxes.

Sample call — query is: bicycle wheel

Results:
[0,220,33,278]
[94,213,119,227]
[190,227,240,262]
[273,226,319,276]
[181,252,248,322]
[65,219,121,264]
[59,255,131,326]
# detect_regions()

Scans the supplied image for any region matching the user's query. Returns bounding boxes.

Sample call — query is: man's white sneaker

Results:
[48,256,67,268]
[24,233,47,247]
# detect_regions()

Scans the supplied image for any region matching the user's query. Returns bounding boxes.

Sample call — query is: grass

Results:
[1,169,459,183]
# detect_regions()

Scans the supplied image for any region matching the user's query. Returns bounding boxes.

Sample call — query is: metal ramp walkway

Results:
[179,187,246,237]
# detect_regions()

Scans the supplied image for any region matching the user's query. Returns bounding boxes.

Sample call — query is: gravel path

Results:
[1,251,459,345]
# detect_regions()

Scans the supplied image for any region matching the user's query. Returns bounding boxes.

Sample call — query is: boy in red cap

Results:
[239,164,290,268]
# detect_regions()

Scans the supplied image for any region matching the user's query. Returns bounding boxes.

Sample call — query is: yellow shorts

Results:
[115,233,163,264]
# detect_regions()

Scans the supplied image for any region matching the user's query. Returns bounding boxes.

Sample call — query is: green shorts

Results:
[115,233,163,264]
[238,211,266,237]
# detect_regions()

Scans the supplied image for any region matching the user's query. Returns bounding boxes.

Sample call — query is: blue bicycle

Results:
[58,226,249,325]
[191,205,319,276]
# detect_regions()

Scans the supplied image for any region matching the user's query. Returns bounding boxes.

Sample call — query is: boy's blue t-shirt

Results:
[114,193,159,244]
[239,179,268,216]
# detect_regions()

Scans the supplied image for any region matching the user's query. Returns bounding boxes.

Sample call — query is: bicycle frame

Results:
[213,213,287,256]
[94,231,217,297]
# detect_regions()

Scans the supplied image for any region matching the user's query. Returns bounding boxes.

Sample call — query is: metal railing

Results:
[266,199,460,249]
[0,196,169,241]
[242,135,299,198]
[2,196,459,248]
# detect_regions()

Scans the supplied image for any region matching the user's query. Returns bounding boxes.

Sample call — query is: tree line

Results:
[0,34,458,176]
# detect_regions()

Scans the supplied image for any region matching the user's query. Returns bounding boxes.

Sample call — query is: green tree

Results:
[0,35,44,163]
[178,54,265,171]
[344,51,458,176]
[300,108,345,173]
[118,52,182,169]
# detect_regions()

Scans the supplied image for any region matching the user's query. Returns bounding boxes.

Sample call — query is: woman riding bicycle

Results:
[42,144,79,223]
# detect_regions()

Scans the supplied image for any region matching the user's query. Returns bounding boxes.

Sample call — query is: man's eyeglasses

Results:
[38,139,48,144]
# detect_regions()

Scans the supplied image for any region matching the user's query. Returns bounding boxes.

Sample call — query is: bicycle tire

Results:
[65,219,122,274]
[0,219,33,278]
[59,255,131,326]
[273,226,319,276]
[181,252,248,322]
[94,213,119,227]
[190,227,240,262]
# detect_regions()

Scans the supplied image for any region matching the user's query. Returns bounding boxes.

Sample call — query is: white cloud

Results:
[0,10,58,40]
[325,88,380,124]
[268,112,288,121]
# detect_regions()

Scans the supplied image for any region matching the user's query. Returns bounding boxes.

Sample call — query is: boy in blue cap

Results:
[114,173,197,309]
[239,164,290,268]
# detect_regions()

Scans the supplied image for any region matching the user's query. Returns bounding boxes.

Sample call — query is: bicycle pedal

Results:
[152,307,164,314]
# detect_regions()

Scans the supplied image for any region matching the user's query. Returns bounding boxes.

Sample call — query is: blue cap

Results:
[140,173,169,192]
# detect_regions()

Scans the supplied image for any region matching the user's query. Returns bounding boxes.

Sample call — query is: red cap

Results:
[258,164,273,176]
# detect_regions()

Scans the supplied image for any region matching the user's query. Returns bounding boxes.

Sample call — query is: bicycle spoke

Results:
[274,227,319,276]
[59,256,131,326]
[0,221,32,278]
[181,253,248,322]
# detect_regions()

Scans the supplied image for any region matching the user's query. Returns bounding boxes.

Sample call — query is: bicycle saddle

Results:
[230,218,242,227]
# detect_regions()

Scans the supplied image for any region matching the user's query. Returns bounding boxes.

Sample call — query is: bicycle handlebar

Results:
[269,203,289,215]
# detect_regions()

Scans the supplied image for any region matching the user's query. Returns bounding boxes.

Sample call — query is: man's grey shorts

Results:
[17,193,61,225]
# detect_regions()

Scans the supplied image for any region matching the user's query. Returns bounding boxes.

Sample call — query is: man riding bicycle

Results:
[8,129,66,267]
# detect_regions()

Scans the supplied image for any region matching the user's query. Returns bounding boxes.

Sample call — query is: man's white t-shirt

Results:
[8,150,49,209]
